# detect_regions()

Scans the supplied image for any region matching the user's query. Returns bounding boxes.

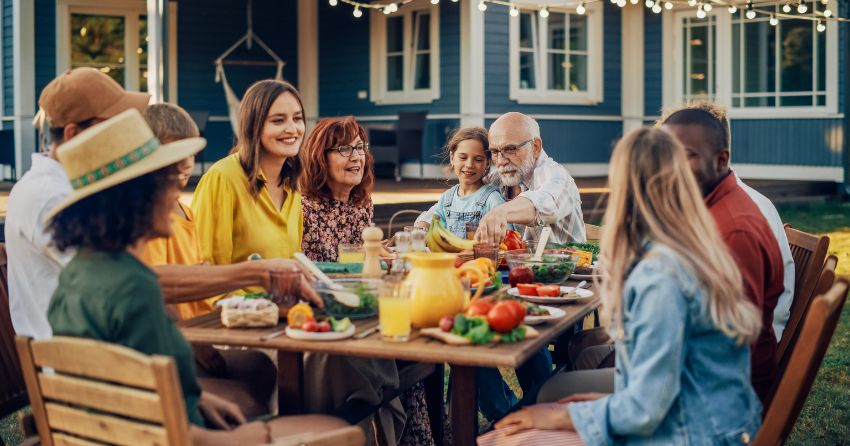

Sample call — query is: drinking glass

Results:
[465,222,479,240]
[269,268,302,313]
[403,226,416,234]
[473,242,499,264]
[410,229,427,252]
[378,280,412,342]
[337,244,365,263]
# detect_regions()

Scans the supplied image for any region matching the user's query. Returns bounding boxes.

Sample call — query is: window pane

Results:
[689,24,710,97]
[571,14,587,52]
[71,14,126,86]
[414,54,430,89]
[743,19,776,96]
[569,54,588,91]
[779,18,813,93]
[745,96,775,107]
[817,24,826,91]
[139,16,148,92]
[780,96,813,106]
[387,17,403,53]
[520,52,536,89]
[548,13,566,50]
[387,55,403,91]
[549,53,565,90]
[520,13,534,49]
[732,23,740,94]
[416,13,430,51]
[817,95,826,106]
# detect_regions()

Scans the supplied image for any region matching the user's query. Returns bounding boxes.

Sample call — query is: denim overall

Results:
[442,185,501,239]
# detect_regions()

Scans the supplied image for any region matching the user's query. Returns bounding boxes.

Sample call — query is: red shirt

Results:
[705,172,783,402]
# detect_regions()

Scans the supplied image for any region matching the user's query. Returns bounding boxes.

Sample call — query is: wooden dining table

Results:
[178,286,599,446]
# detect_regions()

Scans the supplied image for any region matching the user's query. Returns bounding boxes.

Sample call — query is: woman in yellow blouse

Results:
[192,80,304,270]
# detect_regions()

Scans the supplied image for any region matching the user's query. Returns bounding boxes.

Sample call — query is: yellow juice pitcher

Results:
[403,253,486,328]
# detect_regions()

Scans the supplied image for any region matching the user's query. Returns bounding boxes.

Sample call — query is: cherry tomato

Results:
[302,320,318,332]
[466,299,494,317]
[317,321,331,332]
[516,283,538,296]
[509,267,534,287]
[487,303,521,333]
[439,316,454,332]
[454,256,464,268]
[536,285,561,297]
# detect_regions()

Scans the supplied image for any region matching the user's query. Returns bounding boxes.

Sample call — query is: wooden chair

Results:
[16,336,366,446]
[584,223,602,241]
[0,244,30,443]
[754,278,849,446]
[777,226,830,365]
[766,255,837,408]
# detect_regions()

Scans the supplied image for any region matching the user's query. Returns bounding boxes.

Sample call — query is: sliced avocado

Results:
[330,317,352,332]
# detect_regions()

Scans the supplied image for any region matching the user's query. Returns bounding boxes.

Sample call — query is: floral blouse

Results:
[302,194,374,262]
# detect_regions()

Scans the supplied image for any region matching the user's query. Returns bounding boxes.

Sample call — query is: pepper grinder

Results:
[361,224,384,279]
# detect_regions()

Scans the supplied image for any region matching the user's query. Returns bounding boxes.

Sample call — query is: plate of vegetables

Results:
[522,304,565,325]
[507,285,594,304]
[421,298,538,345]
[285,304,356,340]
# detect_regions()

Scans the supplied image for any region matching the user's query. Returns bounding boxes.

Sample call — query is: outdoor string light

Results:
[478,0,487,11]
[696,3,706,17]
[783,2,793,12]
[353,5,362,17]
[770,13,779,24]
[510,5,520,15]
[797,1,808,13]
[577,2,587,14]
[746,0,757,18]
[703,2,712,11]
[817,19,826,31]
[329,0,338,6]
[539,6,550,17]
[728,4,738,13]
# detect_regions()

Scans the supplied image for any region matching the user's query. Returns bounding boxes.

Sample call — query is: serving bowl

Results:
[313,278,381,319]
[505,250,578,285]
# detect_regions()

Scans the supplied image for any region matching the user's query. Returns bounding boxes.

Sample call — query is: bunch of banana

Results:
[426,216,476,253]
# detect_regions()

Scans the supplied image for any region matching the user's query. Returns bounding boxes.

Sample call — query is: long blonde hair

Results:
[598,127,761,345]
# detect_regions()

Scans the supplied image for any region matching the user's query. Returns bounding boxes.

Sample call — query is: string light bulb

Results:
[383,5,392,14]
[353,5,362,17]
[665,0,674,9]
[478,0,487,11]
[652,3,662,12]
[797,2,808,13]
[328,0,337,6]
[630,0,640,4]
[696,5,707,17]
[539,6,549,17]
[510,5,519,16]
[769,14,778,25]
[703,3,712,11]
[688,0,697,5]
[577,2,587,15]
[728,5,738,13]
[645,0,654,8]
[617,0,627,7]
[824,8,833,17]
[782,2,792,12]
[431,0,440,4]
[817,20,826,32]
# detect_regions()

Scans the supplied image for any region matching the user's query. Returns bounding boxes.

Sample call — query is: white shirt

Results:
[738,177,795,341]
[5,154,74,339]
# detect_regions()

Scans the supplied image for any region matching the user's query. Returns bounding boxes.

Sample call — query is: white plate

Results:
[524,305,566,325]
[285,324,355,341]
[508,286,595,304]
[570,273,603,280]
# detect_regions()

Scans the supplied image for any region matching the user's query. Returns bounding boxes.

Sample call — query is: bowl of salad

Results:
[313,278,380,320]
[505,250,578,285]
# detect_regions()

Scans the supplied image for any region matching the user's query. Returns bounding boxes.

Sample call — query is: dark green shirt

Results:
[48,249,204,426]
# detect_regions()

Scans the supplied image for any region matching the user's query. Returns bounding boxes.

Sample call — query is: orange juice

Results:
[379,297,412,342]
[337,251,365,263]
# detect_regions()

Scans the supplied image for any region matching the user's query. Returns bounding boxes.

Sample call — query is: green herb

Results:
[499,326,527,344]
[563,242,600,261]
[243,292,271,300]
[325,284,377,316]
[452,314,468,336]
[464,317,494,344]
[491,272,503,288]
[531,260,574,283]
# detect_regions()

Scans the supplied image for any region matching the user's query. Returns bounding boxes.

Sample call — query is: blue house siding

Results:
[177,0,299,162]
[643,8,662,118]
[485,117,621,164]
[34,0,54,101]
[2,0,13,127]
[731,119,843,166]
[483,2,622,116]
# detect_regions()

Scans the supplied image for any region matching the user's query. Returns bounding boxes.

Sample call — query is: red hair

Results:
[299,116,374,205]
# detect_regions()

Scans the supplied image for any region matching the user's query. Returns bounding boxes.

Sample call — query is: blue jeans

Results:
[476,348,552,421]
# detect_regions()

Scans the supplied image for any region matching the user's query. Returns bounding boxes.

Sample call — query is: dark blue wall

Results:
[2,0,12,126]
[483,2,622,116]
[731,118,843,166]
[643,8,662,117]
[177,0,299,162]
[34,0,54,101]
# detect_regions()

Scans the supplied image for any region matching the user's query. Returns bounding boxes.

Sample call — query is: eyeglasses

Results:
[327,142,369,157]
[489,139,533,158]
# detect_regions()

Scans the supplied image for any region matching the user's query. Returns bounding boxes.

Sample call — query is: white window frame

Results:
[56,0,178,98]
[668,1,839,118]
[508,3,604,105]
[369,0,440,105]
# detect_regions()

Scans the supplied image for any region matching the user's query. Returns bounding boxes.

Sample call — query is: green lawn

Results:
[3,201,849,445]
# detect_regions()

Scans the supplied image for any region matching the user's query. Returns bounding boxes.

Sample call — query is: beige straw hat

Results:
[45,108,206,222]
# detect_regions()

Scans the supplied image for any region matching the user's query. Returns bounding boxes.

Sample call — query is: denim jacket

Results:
[567,244,762,446]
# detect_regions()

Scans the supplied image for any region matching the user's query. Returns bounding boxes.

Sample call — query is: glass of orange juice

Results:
[378,280,412,342]
[337,244,365,263]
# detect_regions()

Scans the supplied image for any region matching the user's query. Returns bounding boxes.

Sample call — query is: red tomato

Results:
[454,256,464,268]
[536,285,561,297]
[466,299,494,317]
[439,316,454,332]
[502,300,527,324]
[509,267,534,287]
[317,321,331,332]
[487,303,521,333]
[302,320,318,332]
[516,283,538,296]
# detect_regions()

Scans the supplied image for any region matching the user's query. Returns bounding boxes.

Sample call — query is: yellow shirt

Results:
[140,202,215,320]
[192,154,303,290]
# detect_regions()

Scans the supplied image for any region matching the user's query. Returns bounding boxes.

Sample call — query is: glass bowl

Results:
[312,278,381,320]
[505,250,578,285]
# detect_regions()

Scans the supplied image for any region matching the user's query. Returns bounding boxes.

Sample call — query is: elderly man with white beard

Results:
[475,112,586,245]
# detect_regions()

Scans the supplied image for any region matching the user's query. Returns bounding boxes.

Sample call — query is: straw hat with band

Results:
[45,108,206,222]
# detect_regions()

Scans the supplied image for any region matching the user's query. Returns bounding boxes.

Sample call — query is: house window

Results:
[70,13,148,92]
[370,1,440,105]
[509,4,603,105]
[671,0,836,115]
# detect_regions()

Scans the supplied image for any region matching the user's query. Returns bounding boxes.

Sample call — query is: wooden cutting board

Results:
[419,325,540,345]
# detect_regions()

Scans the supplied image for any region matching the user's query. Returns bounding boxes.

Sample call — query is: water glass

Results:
[465,222,479,240]
[337,243,365,263]
[378,280,412,342]
[473,242,499,264]
[269,268,302,312]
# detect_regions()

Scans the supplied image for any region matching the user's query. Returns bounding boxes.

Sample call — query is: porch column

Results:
[621,4,644,134]
[147,0,166,102]
[12,0,35,177]
[298,0,319,132]
[460,0,485,128]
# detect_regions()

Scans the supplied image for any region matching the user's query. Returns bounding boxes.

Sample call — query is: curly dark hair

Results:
[49,165,178,253]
